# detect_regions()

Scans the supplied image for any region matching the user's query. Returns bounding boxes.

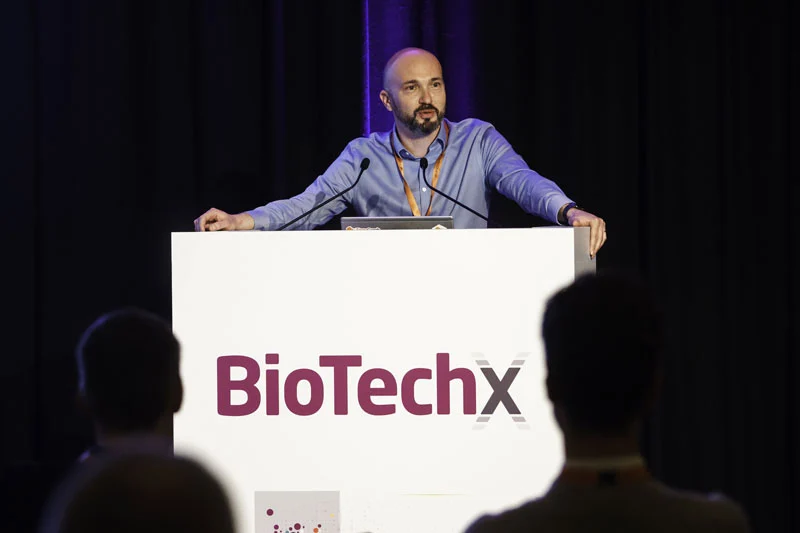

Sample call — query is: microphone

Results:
[419,157,499,227]
[277,158,371,230]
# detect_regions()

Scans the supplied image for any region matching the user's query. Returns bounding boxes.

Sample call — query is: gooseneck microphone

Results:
[277,158,371,230]
[419,157,499,226]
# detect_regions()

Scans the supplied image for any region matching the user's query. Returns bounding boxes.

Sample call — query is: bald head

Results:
[380,48,446,138]
[382,48,442,91]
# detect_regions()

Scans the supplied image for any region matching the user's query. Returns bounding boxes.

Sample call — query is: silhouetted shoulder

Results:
[650,484,751,532]
[463,483,751,533]
[463,498,550,533]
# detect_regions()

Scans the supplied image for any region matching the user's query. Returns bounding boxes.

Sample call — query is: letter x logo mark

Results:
[472,353,530,430]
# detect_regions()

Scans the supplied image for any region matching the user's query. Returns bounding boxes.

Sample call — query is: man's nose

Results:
[419,87,433,104]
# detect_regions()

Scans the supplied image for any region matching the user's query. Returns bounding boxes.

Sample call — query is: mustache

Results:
[415,104,439,114]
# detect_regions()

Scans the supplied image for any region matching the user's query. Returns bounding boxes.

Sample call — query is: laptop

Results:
[341,216,454,230]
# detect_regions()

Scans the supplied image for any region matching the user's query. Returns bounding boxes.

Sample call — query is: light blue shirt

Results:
[247,118,573,230]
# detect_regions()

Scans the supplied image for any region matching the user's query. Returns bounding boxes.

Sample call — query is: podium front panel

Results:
[172,228,592,533]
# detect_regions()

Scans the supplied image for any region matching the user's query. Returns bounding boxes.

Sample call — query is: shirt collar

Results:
[390,119,448,161]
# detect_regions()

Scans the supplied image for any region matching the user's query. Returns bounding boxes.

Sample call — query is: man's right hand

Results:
[193,208,255,232]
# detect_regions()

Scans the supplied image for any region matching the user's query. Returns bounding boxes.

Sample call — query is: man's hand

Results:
[193,208,255,232]
[566,208,607,258]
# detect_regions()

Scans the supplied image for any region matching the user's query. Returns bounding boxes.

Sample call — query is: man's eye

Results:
[432,82,442,87]
[405,85,417,91]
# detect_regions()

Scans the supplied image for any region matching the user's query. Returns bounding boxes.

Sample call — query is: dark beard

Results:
[400,104,444,135]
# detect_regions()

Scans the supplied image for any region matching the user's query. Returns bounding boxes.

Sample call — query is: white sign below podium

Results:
[172,227,594,533]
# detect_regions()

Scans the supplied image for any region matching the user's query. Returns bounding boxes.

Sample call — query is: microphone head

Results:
[419,157,429,170]
[360,158,371,170]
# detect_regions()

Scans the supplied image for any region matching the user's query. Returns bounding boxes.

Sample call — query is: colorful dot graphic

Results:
[264,504,330,533]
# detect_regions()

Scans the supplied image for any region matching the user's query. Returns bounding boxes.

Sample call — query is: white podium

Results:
[171,227,594,533]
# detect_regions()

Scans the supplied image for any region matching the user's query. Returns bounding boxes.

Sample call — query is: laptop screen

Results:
[341,216,454,230]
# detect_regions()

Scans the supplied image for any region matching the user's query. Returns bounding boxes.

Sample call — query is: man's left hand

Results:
[567,208,607,258]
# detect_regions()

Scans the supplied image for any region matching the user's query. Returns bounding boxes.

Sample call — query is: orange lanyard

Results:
[391,122,450,216]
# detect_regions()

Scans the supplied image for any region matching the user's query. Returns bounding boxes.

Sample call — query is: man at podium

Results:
[194,47,607,257]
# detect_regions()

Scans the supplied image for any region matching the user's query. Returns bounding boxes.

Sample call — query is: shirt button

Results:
[422,187,427,192]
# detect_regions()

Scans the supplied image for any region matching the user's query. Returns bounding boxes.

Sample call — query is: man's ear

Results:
[545,374,559,402]
[546,374,570,430]
[171,374,184,414]
[379,90,393,112]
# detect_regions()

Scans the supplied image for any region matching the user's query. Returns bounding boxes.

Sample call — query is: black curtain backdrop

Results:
[1,1,797,531]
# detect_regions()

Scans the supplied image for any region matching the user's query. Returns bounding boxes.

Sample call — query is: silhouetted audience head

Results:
[40,454,235,533]
[542,272,663,435]
[76,308,182,435]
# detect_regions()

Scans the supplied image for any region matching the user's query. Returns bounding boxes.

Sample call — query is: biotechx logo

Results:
[217,352,530,429]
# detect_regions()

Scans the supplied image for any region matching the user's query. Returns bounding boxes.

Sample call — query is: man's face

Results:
[382,52,446,136]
